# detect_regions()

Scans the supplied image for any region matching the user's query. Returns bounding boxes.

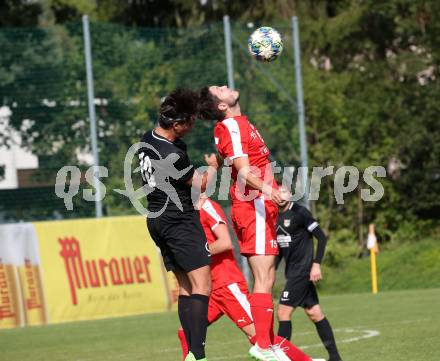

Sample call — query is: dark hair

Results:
[158,88,199,129]
[198,86,226,121]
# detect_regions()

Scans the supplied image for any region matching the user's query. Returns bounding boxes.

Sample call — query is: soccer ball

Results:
[248,26,283,62]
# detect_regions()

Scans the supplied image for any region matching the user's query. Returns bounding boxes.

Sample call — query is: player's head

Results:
[278,184,293,208]
[158,88,198,136]
[198,85,240,121]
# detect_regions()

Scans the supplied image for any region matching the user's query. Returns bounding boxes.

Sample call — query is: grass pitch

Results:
[1,288,438,361]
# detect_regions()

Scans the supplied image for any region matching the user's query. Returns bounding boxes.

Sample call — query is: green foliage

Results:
[322,229,360,267]
[0,1,439,252]
[296,0,440,243]
[0,0,41,27]
[319,238,440,294]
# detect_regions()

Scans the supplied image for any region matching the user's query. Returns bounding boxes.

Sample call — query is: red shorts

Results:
[231,196,279,256]
[208,282,253,329]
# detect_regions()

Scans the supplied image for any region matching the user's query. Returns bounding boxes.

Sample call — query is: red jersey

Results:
[214,115,277,203]
[199,199,246,290]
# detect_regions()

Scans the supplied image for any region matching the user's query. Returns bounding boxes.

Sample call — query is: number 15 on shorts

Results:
[270,240,278,249]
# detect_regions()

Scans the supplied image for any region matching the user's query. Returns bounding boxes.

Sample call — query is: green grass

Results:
[317,239,440,294]
[1,288,439,361]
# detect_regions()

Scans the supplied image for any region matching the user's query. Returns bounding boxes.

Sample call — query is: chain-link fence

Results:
[0,18,302,224]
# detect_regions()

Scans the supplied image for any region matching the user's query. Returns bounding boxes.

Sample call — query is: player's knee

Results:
[277,309,290,321]
[265,272,276,288]
[188,265,212,295]
[191,282,211,296]
[196,279,211,296]
[261,269,276,286]
[179,285,191,296]
[277,306,292,320]
[305,306,324,322]
[190,278,211,296]
[309,313,323,322]
[254,273,275,291]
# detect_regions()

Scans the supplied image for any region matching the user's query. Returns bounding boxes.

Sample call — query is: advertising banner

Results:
[0,216,170,329]
[0,223,46,328]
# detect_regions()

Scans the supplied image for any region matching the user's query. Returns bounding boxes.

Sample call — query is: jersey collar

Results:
[152,130,173,144]
[233,115,248,122]
[218,115,248,123]
[279,201,293,214]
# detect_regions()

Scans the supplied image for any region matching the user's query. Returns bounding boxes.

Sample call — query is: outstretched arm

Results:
[209,222,234,255]
[232,156,284,206]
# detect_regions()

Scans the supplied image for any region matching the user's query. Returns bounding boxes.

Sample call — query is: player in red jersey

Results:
[198,86,285,360]
[177,196,319,361]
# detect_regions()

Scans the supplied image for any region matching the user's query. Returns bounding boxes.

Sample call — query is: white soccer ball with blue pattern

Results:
[248,26,283,62]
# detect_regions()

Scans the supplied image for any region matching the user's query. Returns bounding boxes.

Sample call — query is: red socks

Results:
[274,335,312,361]
[249,334,312,361]
[177,327,189,361]
[180,292,311,361]
[270,304,275,344]
[250,293,274,348]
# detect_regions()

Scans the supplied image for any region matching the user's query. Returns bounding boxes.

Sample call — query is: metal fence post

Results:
[292,16,310,209]
[223,15,235,90]
[82,15,103,217]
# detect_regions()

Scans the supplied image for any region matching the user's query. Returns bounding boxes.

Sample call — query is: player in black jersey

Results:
[138,88,218,361]
[275,186,342,361]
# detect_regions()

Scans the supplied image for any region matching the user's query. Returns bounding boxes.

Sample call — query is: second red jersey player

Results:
[177,197,316,361]
[200,197,253,329]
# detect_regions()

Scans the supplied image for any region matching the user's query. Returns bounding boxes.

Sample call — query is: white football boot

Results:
[270,344,290,361]
[249,344,280,361]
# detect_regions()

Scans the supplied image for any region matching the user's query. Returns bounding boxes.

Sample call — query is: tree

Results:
[0,0,42,27]
[0,0,438,245]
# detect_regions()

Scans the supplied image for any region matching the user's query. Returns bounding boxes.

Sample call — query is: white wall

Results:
[0,106,39,190]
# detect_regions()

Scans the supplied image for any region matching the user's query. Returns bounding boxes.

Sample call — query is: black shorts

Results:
[279,274,319,309]
[147,210,211,273]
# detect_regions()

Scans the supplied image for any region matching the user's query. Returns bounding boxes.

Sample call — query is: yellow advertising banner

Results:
[0,216,170,329]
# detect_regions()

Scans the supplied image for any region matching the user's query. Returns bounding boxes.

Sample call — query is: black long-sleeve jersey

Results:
[276,202,327,277]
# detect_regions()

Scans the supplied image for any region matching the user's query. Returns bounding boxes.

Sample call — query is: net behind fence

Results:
[0,20,300,223]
